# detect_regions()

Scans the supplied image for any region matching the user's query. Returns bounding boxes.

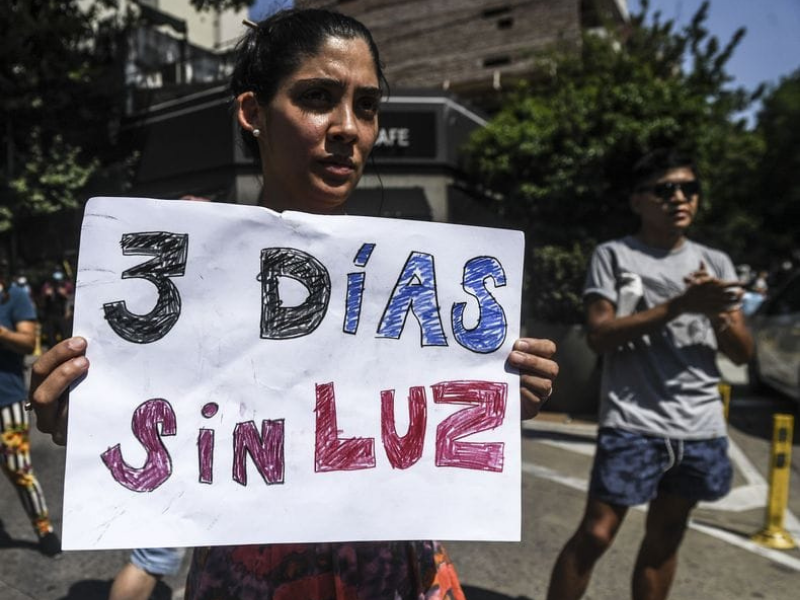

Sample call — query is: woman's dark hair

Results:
[631,148,699,191]
[231,8,388,157]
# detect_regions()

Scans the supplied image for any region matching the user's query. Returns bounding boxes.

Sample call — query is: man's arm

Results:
[584,294,682,353]
[586,274,754,365]
[710,310,753,365]
[0,321,37,356]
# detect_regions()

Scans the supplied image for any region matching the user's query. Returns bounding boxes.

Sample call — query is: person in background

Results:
[753,269,769,295]
[109,547,187,600]
[12,273,33,300]
[28,8,559,599]
[0,262,61,556]
[38,269,73,348]
[741,275,768,317]
[547,148,753,600]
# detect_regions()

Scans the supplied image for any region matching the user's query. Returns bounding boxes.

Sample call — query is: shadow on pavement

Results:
[0,519,38,553]
[690,516,754,540]
[56,579,173,600]
[462,585,533,600]
[56,580,112,600]
[728,383,800,443]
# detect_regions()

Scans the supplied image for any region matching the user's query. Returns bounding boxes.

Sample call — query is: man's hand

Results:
[676,262,743,317]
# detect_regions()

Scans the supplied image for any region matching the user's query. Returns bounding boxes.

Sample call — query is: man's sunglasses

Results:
[637,180,701,202]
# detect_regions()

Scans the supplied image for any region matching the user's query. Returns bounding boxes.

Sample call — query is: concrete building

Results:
[115,0,248,111]
[11,1,630,270]
[139,0,247,51]
[119,0,628,226]
[122,86,498,226]
[299,0,629,107]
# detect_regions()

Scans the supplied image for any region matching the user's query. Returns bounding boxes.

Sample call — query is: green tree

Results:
[0,0,255,267]
[0,0,129,266]
[462,0,764,322]
[755,69,800,263]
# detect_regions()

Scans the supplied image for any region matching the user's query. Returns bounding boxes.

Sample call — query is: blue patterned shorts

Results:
[589,427,732,506]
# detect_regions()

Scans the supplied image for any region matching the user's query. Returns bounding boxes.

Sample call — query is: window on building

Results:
[483,55,511,68]
[497,17,514,29]
[481,6,511,19]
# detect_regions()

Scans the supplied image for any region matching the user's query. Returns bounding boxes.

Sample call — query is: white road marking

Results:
[522,462,588,492]
[689,521,800,571]
[537,438,596,457]
[523,424,800,570]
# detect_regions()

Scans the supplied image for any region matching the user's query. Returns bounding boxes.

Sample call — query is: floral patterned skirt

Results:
[184,541,465,600]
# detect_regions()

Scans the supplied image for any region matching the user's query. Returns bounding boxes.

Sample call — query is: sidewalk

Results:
[447,393,800,599]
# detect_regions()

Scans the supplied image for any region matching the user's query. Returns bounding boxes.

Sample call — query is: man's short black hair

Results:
[631,148,699,190]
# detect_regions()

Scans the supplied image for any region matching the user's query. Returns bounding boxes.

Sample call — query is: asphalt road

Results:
[450,386,800,600]
[1,361,799,599]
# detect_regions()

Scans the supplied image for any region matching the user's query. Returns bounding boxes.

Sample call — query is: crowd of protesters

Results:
[0,260,63,557]
[5,263,75,351]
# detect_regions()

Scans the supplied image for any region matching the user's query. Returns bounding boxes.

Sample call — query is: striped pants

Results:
[1,400,53,537]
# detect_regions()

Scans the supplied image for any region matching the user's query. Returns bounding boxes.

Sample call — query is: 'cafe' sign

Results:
[372,110,437,159]
[375,127,410,148]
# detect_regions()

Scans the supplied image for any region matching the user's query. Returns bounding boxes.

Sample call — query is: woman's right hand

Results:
[29,337,90,446]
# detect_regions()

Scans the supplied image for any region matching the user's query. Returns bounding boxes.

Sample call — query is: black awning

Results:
[345,187,432,221]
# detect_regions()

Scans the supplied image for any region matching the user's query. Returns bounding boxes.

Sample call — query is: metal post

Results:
[719,382,731,422]
[752,413,796,549]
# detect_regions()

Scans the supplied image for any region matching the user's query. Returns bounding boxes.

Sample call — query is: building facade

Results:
[11,0,629,270]
[118,0,249,111]
[120,0,628,224]
[121,86,498,226]
[299,0,628,106]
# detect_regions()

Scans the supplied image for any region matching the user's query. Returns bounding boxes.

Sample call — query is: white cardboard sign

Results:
[62,196,524,549]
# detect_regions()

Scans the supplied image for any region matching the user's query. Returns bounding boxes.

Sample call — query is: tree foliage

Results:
[462,0,765,322]
[0,0,128,236]
[755,69,800,262]
[0,0,256,240]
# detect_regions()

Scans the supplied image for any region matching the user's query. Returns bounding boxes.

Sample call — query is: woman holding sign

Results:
[28,8,558,599]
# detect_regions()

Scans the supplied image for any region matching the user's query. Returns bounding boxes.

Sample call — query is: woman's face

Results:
[256,36,381,214]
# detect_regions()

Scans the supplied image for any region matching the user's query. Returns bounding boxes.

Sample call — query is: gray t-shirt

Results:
[583,235,736,439]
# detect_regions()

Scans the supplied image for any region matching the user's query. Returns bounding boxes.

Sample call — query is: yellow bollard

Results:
[752,413,797,549]
[62,259,73,279]
[719,382,731,422]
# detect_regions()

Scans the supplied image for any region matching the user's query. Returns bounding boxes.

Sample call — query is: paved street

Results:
[1,360,799,599]
[450,396,800,599]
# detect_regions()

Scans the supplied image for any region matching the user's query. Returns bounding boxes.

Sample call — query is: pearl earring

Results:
[252,128,261,138]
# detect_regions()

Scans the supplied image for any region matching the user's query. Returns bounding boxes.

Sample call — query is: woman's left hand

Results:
[508,338,558,420]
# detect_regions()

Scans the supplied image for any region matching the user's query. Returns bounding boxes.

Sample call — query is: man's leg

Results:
[632,492,696,600]
[546,497,628,600]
